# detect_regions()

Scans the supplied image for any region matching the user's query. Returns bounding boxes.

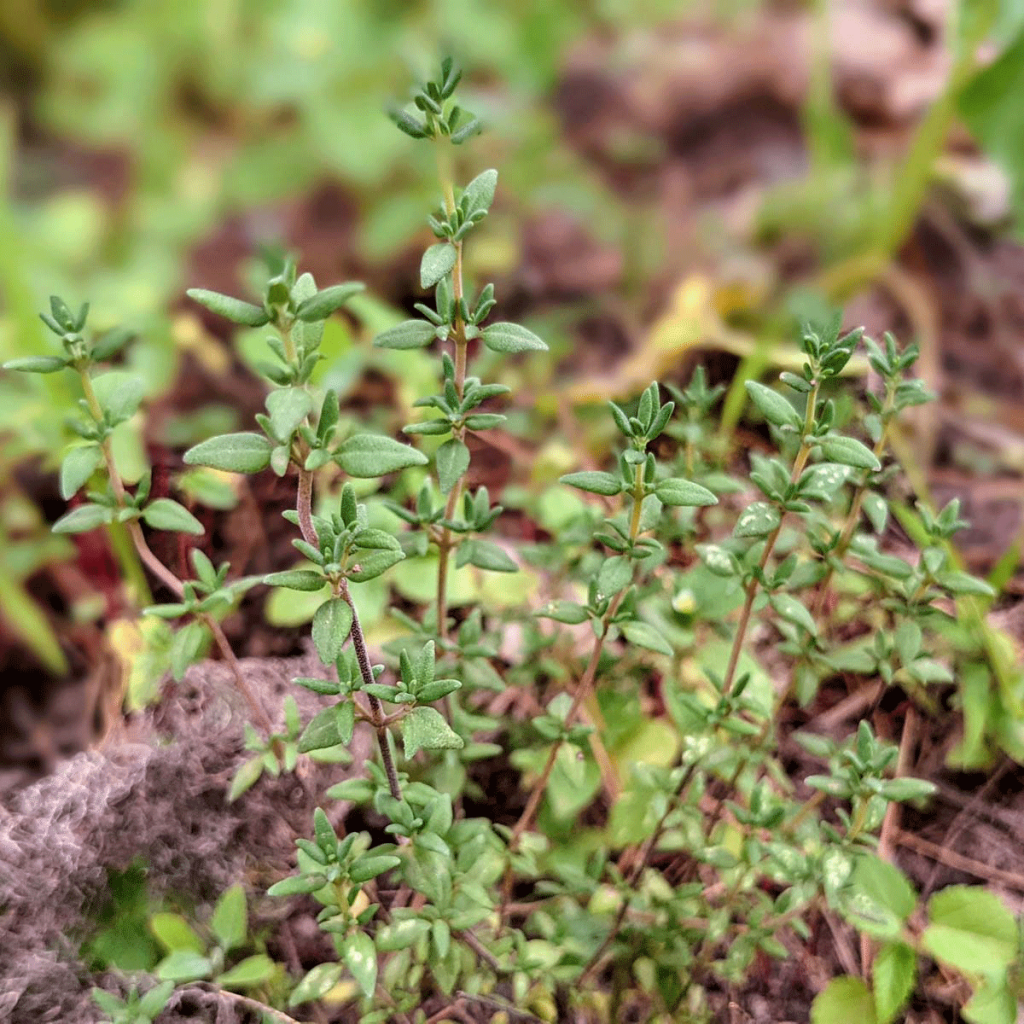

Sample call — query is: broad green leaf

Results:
[262,569,326,591]
[60,445,102,499]
[811,977,876,1024]
[150,913,205,954]
[655,478,717,506]
[92,371,145,424]
[265,388,313,442]
[461,168,498,219]
[420,243,457,289]
[184,433,274,474]
[295,282,364,321]
[187,288,269,326]
[597,555,632,597]
[3,355,67,373]
[401,706,464,758]
[770,593,817,636]
[288,963,344,1007]
[559,471,622,496]
[841,854,915,940]
[52,503,113,533]
[210,884,247,953]
[335,434,428,477]
[922,885,1017,973]
[436,437,470,494]
[620,620,673,655]
[820,435,881,471]
[735,501,781,538]
[373,319,436,349]
[375,918,431,951]
[481,321,547,353]
[312,598,353,665]
[347,548,405,582]
[298,706,341,752]
[142,498,204,535]
[217,953,275,989]
[156,950,213,983]
[745,380,803,429]
[873,942,915,1024]
[341,931,377,999]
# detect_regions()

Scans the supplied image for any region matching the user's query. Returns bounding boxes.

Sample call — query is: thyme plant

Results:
[7,58,1022,1024]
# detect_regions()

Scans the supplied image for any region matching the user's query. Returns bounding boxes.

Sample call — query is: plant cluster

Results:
[6,59,1023,1024]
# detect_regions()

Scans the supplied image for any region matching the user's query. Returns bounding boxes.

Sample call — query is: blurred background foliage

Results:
[3,0,1024,777]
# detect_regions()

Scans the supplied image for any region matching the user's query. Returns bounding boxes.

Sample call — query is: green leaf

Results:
[184,433,274,474]
[745,380,803,429]
[228,758,264,802]
[312,598,353,665]
[142,498,204,536]
[597,555,632,597]
[266,388,313,442]
[217,953,275,989]
[811,977,876,1024]
[373,319,437,349]
[91,988,126,1015]
[267,873,328,897]
[187,288,269,326]
[3,355,67,373]
[436,438,470,494]
[137,980,175,1017]
[263,569,326,591]
[841,854,915,940]
[210,884,247,952]
[349,854,402,884]
[401,706,464,758]
[620,620,673,655]
[921,885,1017,973]
[935,570,996,597]
[170,621,207,681]
[770,593,817,636]
[288,963,344,1007]
[879,777,936,802]
[60,445,102,499]
[336,434,428,477]
[298,706,341,752]
[863,492,888,533]
[92,371,145,424]
[735,501,781,538]
[873,942,915,1024]
[461,168,498,219]
[156,950,213,983]
[420,243,457,289]
[481,321,547,353]
[655,478,717,506]
[347,548,405,582]
[559,471,622,496]
[456,538,517,573]
[150,913,205,954]
[52,503,113,533]
[341,931,377,999]
[294,282,364,321]
[536,600,589,624]
[819,435,881,471]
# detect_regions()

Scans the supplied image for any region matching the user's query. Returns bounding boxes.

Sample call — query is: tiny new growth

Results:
[6,56,1018,1024]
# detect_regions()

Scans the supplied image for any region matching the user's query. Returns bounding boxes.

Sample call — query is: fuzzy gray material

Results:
[0,652,363,1024]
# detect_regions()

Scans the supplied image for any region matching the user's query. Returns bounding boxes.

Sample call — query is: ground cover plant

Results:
[3,48,1024,1024]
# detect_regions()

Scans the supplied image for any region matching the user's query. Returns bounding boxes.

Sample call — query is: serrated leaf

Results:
[745,380,803,429]
[288,963,344,1007]
[142,498,204,535]
[373,319,436,349]
[210,884,247,952]
[620,620,673,655]
[481,321,547,353]
[336,434,428,477]
[420,243,457,289]
[341,931,377,998]
[436,438,470,494]
[52,503,113,534]
[187,288,269,326]
[184,433,274,474]
[217,953,275,989]
[312,598,353,665]
[401,706,464,758]
[819,435,881,471]
[559,471,622,496]
[60,445,102,499]
[655,478,717,507]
